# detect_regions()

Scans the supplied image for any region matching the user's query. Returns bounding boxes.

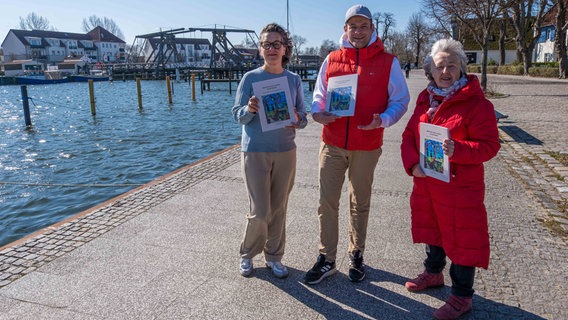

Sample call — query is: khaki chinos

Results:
[317,142,382,262]
[239,149,296,262]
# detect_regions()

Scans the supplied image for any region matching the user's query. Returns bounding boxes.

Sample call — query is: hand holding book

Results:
[286,109,301,128]
[312,111,341,125]
[247,96,259,114]
[419,123,451,182]
[442,138,454,157]
[413,138,454,179]
[251,76,295,132]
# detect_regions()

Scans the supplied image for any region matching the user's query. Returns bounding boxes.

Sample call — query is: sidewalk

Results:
[0,71,566,319]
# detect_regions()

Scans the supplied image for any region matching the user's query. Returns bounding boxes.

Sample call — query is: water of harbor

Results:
[0,79,314,247]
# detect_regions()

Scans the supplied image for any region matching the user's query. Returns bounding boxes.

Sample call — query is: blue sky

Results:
[1,0,422,49]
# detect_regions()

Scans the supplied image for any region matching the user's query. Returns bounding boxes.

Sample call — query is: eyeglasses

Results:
[434,65,459,72]
[260,41,283,50]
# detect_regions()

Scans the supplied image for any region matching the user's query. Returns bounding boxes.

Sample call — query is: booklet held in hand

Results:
[324,74,358,116]
[252,76,295,132]
[419,122,450,182]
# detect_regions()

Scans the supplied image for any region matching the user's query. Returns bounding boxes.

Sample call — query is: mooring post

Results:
[20,85,32,127]
[228,70,232,95]
[88,79,96,115]
[166,75,172,104]
[136,77,143,109]
[191,73,196,101]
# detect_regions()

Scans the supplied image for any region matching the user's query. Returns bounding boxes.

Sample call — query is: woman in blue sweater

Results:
[232,23,307,278]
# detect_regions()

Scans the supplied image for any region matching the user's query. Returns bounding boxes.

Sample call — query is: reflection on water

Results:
[1,80,272,246]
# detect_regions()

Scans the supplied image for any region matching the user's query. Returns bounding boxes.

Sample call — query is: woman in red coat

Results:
[400,39,500,320]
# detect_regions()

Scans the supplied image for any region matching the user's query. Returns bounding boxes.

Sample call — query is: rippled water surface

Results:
[0,80,312,247]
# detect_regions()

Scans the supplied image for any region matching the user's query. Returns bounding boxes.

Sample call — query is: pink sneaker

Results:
[405,270,444,292]
[433,294,472,320]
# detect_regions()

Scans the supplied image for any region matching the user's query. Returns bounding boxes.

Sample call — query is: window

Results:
[46,38,59,46]
[546,29,552,41]
[28,37,42,46]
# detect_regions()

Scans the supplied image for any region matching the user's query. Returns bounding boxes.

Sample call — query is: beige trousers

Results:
[239,149,296,262]
[317,143,382,262]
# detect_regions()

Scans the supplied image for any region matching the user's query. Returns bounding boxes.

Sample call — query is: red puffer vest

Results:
[323,38,394,150]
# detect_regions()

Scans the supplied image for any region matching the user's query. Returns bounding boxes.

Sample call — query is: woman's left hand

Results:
[443,138,454,157]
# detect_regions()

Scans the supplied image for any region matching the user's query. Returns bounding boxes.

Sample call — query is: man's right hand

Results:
[312,111,340,125]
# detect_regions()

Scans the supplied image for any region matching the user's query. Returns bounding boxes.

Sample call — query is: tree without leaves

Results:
[302,46,319,55]
[82,15,124,40]
[498,8,510,65]
[407,12,432,66]
[553,0,568,78]
[387,30,414,64]
[19,12,55,31]
[381,13,396,43]
[421,0,513,91]
[318,39,338,60]
[509,0,550,75]
[373,12,382,34]
[372,12,397,44]
[420,1,459,40]
[291,34,307,63]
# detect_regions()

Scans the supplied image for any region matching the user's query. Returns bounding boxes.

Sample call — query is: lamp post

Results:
[450,15,457,39]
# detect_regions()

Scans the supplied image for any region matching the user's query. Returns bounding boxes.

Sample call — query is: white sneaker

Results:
[266,261,289,278]
[239,258,253,277]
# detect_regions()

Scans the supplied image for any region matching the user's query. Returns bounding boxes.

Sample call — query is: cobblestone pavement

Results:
[488,74,568,233]
[476,74,568,319]
[0,73,566,319]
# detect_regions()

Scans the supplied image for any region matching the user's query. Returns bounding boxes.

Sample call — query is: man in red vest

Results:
[304,4,410,285]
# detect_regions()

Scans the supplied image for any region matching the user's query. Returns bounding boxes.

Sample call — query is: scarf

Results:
[426,75,468,120]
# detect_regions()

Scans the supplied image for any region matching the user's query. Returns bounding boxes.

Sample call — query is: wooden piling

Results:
[20,85,32,127]
[166,76,172,104]
[136,78,143,109]
[191,74,196,101]
[88,80,96,115]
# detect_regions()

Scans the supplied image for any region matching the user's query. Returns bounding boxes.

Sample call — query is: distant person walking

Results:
[400,38,500,320]
[404,61,411,78]
[304,4,409,285]
[232,23,308,279]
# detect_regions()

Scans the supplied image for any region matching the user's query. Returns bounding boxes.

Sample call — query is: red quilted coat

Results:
[400,75,500,269]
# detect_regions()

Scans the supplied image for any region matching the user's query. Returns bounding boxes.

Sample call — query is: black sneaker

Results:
[304,254,336,285]
[348,250,365,282]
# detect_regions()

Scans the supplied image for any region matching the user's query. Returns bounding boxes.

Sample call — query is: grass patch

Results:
[545,151,568,166]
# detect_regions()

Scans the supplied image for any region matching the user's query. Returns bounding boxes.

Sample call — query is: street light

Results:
[450,15,458,39]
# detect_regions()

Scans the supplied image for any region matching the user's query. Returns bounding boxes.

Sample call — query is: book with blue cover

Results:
[325,73,358,116]
[252,76,295,132]
[420,122,450,182]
